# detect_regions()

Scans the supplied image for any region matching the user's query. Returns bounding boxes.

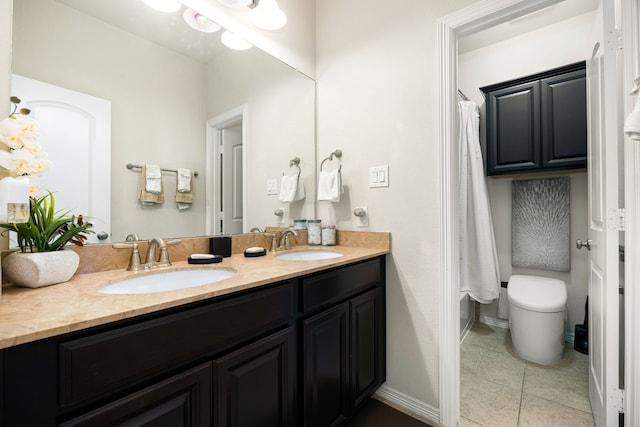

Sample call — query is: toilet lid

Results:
[507,275,567,312]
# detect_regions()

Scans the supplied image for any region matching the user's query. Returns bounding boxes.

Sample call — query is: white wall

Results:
[12,0,208,241]
[316,0,480,411]
[458,11,595,335]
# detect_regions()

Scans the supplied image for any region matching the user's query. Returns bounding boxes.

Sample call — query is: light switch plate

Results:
[369,165,389,188]
[266,178,278,195]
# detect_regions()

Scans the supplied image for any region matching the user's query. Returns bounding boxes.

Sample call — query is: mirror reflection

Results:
[10,0,316,243]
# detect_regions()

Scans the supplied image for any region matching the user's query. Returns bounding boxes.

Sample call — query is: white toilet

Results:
[507,274,567,365]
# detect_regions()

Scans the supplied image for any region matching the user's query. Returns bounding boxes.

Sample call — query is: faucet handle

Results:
[157,239,180,266]
[112,242,143,271]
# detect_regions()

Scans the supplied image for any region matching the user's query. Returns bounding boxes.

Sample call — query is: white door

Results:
[586,1,622,424]
[219,124,243,235]
[11,75,112,243]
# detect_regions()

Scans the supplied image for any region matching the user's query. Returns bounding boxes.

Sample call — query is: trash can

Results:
[574,296,588,355]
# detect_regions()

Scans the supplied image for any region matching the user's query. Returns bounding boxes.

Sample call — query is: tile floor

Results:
[460,322,594,427]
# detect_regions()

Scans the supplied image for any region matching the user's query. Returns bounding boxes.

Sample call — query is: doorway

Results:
[206,105,247,235]
[437,0,632,426]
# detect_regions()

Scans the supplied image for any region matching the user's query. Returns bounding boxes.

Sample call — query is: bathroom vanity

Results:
[0,243,387,427]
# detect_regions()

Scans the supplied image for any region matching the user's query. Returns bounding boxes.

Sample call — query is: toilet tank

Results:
[508,275,567,312]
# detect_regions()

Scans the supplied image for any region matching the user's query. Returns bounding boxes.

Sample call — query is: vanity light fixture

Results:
[250,0,287,30]
[183,8,222,33]
[217,0,253,8]
[221,30,253,50]
[140,0,182,13]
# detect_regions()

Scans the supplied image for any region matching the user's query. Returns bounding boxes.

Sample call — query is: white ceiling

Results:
[56,0,227,63]
[458,0,599,54]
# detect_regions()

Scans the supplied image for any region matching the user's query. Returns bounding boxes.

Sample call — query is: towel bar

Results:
[126,163,199,177]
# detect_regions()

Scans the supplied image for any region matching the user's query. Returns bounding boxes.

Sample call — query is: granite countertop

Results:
[0,245,388,349]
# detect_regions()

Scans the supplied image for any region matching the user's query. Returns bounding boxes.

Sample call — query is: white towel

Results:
[624,97,640,141]
[279,174,305,203]
[317,169,342,202]
[177,168,191,193]
[145,164,162,194]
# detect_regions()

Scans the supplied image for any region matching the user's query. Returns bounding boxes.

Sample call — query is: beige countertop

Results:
[0,245,388,349]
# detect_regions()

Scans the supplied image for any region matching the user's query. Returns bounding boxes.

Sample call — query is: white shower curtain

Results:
[458,100,500,304]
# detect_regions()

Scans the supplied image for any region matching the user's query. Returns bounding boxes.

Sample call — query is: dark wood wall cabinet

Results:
[0,256,385,427]
[480,61,587,176]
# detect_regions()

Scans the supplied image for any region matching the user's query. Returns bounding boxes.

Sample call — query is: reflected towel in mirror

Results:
[176,173,194,210]
[139,165,164,205]
[177,168,192,192]
[317,169,342,202]
[145,164,162,194]
[279,174,305,203]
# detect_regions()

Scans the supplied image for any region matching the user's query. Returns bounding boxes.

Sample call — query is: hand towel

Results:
[317,169,342,202]
[145,164,162,194]
[279,174,305,203]
[139,166,164,205]
[177,168,191,193]
[624,97,640,141]
[176,173,194,210]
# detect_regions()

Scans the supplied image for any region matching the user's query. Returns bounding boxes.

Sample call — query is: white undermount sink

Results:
[98,268,236,295]
[275,250,344,261]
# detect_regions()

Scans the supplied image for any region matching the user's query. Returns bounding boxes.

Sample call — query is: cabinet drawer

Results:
[300,258,383,313]
[59,282,294,407]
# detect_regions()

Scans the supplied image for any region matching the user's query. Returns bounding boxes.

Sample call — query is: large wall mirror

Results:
[10,0,316,243]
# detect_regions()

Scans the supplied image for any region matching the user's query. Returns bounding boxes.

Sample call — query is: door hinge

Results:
[610,388,624,413]
[218,211,224,221]
[608,208,625,231]
[607,28,623,51]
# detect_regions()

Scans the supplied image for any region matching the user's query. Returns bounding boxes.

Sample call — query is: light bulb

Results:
[217,0,253,8]
[183,8,221,33]
[140,0,182,13]
[250,0,287,30]
[221,31,253,50]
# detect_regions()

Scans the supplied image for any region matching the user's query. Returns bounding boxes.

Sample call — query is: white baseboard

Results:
[460,303,475,343]
[374,384,440,426]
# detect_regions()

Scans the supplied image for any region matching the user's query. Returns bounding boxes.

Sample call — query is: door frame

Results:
[621,1,640,426]
[437,0,639,425]
[205,105,248,235]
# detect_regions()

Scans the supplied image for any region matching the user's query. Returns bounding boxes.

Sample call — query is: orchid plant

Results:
[0,97,50,196]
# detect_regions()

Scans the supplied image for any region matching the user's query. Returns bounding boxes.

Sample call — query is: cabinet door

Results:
[540,69,587,169]
[351,288,385,408]
[215,327,296,427]
[303,303,350,427]
[485,80,541,175]
[59,363,212,427]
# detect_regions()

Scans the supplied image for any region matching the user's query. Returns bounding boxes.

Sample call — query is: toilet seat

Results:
[508,275,567,312]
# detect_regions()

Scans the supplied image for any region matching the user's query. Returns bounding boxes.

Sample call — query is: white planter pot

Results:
[2,250,80,288]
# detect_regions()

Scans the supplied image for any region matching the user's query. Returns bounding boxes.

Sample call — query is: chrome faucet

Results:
[278,229,298,250]
[249,227,265,233]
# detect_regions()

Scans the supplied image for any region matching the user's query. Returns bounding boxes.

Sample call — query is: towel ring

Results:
[288,157,301,177]
[320,149,342,171]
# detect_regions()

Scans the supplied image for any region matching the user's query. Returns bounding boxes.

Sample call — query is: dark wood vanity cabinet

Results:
[481,61,587,176]
[0,256,386,427]
[301,259,386,427]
